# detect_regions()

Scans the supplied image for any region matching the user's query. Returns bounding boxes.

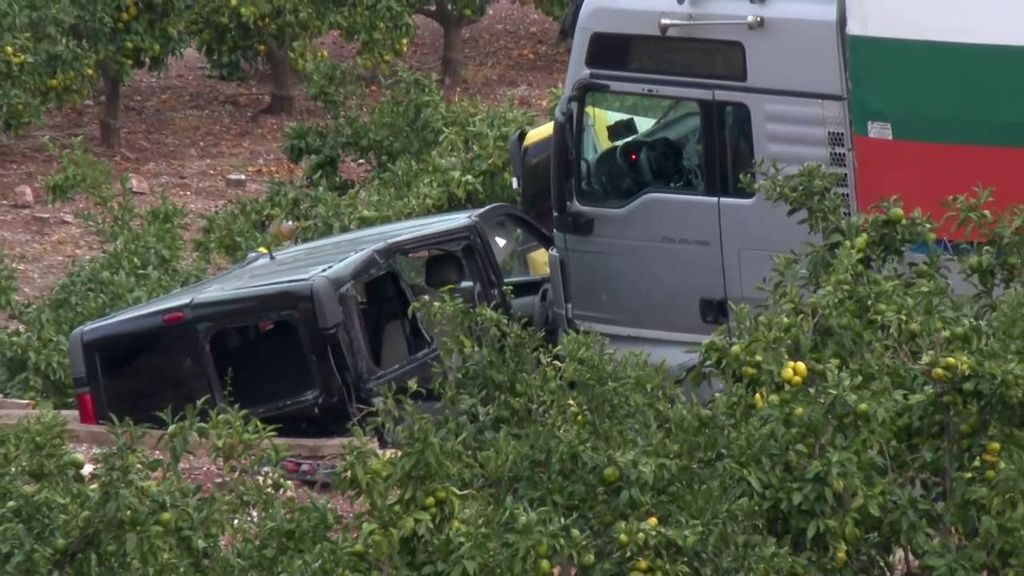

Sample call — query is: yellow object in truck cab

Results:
[526,248,550,277]
[520,107,613,150]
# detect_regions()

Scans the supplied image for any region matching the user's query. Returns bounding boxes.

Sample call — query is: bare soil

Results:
[0,0,568,300]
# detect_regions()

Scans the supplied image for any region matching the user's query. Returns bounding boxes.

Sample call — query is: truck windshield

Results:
[576,91,754,206]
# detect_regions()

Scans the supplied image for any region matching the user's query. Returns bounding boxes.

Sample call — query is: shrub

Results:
[329,165,1024,575]
[0,405,365,574]
[0,140,201,405]
[200,65,531,264]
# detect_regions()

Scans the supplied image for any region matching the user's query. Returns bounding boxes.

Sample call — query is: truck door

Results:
[560,82,727,348]
[713,91,836,309]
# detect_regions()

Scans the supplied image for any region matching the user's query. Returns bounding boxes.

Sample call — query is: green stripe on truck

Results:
[847,35,1024,147]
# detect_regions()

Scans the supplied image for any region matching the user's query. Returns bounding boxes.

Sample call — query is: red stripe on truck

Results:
[852,135,1024,239]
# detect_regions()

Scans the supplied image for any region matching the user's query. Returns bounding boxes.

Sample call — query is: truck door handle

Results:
[700,297,728,325]
[555,210,594,236]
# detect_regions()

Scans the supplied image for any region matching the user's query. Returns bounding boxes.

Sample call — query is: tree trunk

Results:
[440,16,466,96]
[99,70,122,150]
[263,43,295,115]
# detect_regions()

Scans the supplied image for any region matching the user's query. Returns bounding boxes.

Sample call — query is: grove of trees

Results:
[6,2,1023,574]
[1,0,572,149]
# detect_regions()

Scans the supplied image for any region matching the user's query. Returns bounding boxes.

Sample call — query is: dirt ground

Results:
[0,1,568,301]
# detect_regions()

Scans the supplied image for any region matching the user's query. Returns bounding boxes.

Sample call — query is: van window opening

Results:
[355,271,430,371]
[208,319,317,410]
[98,329,211,425]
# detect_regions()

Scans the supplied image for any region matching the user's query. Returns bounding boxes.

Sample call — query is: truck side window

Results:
[719,103,755,198]
[578,91,709,207]
[576,92,756,205]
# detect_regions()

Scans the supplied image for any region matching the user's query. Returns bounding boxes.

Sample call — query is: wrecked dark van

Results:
[69,204,559,435]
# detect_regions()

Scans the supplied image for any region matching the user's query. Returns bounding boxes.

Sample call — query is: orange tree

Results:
[70,0,191,149]
[190,0,415,116]
[329,164,1024,574]
[0,0,94,133]
[416,1,495,91]
[521,0,580,41]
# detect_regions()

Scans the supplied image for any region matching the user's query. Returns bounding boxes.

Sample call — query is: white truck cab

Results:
[511,0,1024,375]
[517,0,851,373]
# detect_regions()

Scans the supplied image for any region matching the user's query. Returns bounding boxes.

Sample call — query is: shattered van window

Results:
[99,329,211,425]
[209,319,317,410]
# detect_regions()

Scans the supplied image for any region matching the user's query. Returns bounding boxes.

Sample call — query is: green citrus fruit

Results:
[66,453,87,470]
[602,466,620,484]
[157,511,172,527]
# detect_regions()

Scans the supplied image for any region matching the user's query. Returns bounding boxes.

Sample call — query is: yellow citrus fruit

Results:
[930,367,948,381]
[986,441,1001,455]
[47,79,59,90]
[792,406,805,418]
[789,376,803,388]
[794,361,808,378]
[835,548,848,567]
[786,360,795,370]
[941,357,958,370]
[982,453,1000,465]
[645,516,659,528]
[780,367,795,382]
[741,366,756,378]
[120,12,130,23]
[752,392,765,410]
[3,46,13,56]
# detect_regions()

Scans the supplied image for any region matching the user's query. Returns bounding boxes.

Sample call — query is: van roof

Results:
[78,207,483,329]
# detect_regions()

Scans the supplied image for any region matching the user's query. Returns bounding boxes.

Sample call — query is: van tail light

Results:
[76,391,98,425]
[162,311,186,325]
